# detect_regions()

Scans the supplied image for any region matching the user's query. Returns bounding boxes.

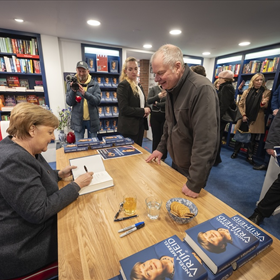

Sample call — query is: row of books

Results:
[215,64,241,76]
[99,106,119,117]
[64,135,134,153]
[0,77,43,90]
[86,56,119,73]
[242,57,279,74]
[0,37,38,55]
[99,119,118,134]
[117,213,272,280]
[0,56,41,73]
[0,94,45,108]
[94,76,118,88]
[101,91,117,102]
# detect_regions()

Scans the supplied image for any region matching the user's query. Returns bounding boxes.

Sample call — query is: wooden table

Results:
[56,145,280,280]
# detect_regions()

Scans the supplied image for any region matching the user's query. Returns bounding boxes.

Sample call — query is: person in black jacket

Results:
[117,57,150,146]
[147,84,167,160]
[214,70,235,166]
[248,109,280,225]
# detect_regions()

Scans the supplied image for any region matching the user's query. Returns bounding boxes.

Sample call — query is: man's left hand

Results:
[182,184,199,198]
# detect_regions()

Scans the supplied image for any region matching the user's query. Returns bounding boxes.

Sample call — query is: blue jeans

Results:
[74,120,97,142]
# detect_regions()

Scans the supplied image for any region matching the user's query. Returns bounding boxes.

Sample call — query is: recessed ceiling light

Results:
[170,29,181,35]
[87,20,100,26]
[202,52,211,55]
[239,42,251,46]
[143,44,152,49]
[15,19,24,23]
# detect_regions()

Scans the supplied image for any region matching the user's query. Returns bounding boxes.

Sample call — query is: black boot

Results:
[231,153,238,159]
[248,211,264,225]
[246,156,255,165]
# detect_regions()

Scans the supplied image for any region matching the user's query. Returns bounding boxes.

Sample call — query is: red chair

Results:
[8,262,58,280]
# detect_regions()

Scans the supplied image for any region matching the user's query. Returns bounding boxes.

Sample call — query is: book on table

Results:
[184,213,259,274]
[120,235,208,280]
[231,214,273,270]
[69,154,114,195]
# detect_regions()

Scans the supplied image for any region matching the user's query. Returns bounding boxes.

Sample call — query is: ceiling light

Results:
[170,29,181,35]
[239,42,251,46]
[87,20,100,26]
[143,44,152,49]
[202,52,211,55]
[15,19,24,23]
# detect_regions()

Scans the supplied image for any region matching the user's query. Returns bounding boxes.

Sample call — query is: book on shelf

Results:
[96,76,104,87]
[104,119,114,132]
[104,91,112,102]
[86,57,95,72]
[267,59,274,72]
[184,213,259,274]
[98,107,105,117]
[112,77,118,88]
[112,106,119,117]
[111,119,118,131]
[69,154,114,195]
[3,56,12,72]
[0,57,6,72]
[104,77,112,87]
[100,92,105,102]
[110,60,118,73]
[96,54,108,72]
[16,95,27,103]
[231,214,273,270]
[19,79,30,89]
[26,95,39,104]
[38,96,45,105]
[104,106,112,117]
[120,235,208,280]
[4,95,16,107]
[6,76,20,87]
[0,94,4,105]
[112,91,118,101]
[0,78,7,86]
[33,60,41,74]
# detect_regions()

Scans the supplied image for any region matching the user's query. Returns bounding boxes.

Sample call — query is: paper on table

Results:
[69,154,114,195]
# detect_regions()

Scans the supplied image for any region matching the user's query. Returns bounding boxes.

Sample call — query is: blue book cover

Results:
[231,214,273,270]
[124,137,134,145]
[76,138,93,147]
[111,119,118,132]
[112,77,118,88]
[76,146,89,152]
[64,144,78,153]
[96,76,104,87]
[104,119,114,132]
[100,92,106,102]
[98,120,106,134]
[112,106,119,117]
[184,213,259,274]
[98,107,105,118]
[104,106,112,117]
[112,91,118,102]
[86,57,95,72]
[102,135,124,144]
[104,77,112,87]
[89,137,101,146]
[182,241,233,280]
[110,60,119,73]
[120,235,208,280]
[104,91,113,102]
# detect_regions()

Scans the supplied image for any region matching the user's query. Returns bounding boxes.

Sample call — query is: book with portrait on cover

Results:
[69,154,114,195]
[120,235,208,280]
[184,213,259,274]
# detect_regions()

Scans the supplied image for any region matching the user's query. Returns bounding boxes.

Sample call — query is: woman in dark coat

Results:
[231,73,271,165]
[117,57,151,146]
[214,70,235,166]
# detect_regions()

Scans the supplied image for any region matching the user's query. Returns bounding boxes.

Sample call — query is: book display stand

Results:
[0,28,49,120]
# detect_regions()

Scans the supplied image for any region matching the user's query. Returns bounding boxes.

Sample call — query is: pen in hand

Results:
[84,165,88,172]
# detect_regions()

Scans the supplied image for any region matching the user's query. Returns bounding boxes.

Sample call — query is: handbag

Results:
[233,130,251,143]
[222,103,242,123]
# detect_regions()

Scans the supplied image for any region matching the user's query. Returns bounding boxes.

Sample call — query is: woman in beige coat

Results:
[231,73,271,165]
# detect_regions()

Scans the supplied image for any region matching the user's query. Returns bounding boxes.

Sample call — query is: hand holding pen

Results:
[74,165,93,188]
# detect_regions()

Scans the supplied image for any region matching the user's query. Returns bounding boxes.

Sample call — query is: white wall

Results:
[203,57,215,82]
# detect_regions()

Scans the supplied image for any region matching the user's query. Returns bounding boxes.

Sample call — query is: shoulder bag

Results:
[222,102,242,124]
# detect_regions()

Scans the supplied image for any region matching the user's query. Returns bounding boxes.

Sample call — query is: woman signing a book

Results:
[0,103,93,279]
[117,57,151,146]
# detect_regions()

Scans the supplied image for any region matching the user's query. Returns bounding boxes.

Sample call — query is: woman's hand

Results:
[144,107,151,117]
[74,172,94,188]
[58,165,77,179]
[242,115,248,122]
[261,96,269,105]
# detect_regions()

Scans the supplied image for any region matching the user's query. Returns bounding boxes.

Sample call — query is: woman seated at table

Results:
[0,103,93,279]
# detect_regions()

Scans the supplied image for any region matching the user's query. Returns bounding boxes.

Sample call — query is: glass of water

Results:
[145,196,162,220]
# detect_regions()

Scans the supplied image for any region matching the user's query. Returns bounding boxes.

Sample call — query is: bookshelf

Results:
[213,43,280,161]
[81,44,122,137]
[0,28,49,120]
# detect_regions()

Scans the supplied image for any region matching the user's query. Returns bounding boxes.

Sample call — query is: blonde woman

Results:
[117,57,151,146]
[231,73,271,164]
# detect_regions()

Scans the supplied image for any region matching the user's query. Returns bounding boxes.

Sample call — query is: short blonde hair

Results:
[7,103,59,139]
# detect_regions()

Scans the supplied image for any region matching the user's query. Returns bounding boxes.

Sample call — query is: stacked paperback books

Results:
[116,213,272,280]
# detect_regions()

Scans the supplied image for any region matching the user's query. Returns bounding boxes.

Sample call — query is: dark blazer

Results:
[117,79,148,136]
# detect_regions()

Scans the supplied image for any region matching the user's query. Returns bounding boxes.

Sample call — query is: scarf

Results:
[245,86,265,123]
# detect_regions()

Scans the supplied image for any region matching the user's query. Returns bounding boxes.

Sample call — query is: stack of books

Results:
[116,213,272,280]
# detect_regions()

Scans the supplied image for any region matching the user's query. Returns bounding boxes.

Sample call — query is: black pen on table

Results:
[84,165,88,172]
